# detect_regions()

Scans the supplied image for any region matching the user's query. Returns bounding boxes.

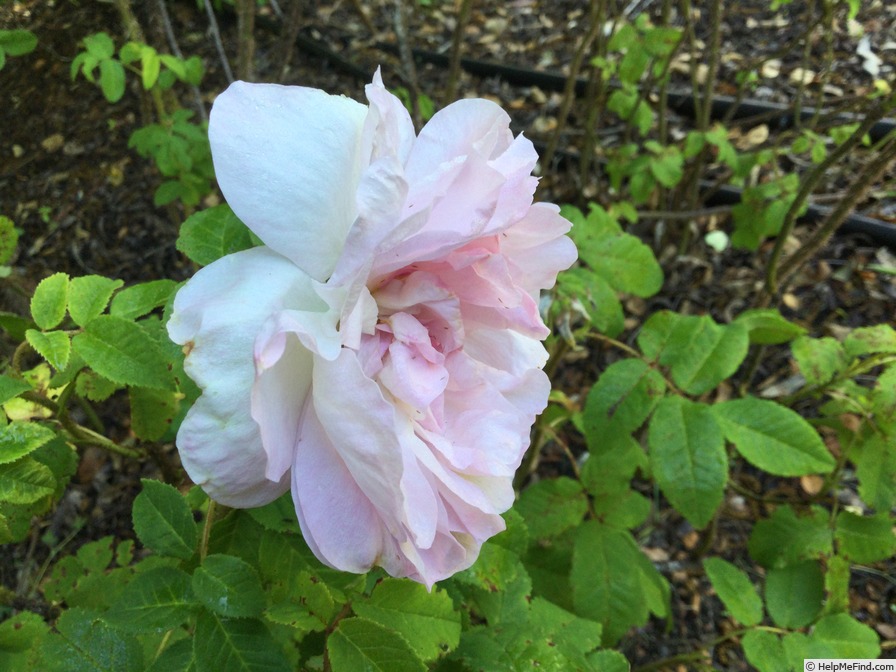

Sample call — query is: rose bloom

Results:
[167,70,576,586]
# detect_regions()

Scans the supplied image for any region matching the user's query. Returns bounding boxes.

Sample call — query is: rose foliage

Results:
[167,70,576,585]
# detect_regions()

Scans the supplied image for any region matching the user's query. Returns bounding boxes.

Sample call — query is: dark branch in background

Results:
[373,46,896,144]
[445,0,473,103]
[155,0,207,121]
[348,0,378,36]
[542,0,604,171]
[393,0,422,129]
[275,28,896,248]
[274,0,303,83]
[763,95,896,298]
[772,133,896,297]
[202,0,234,83]
[235,0,256,81]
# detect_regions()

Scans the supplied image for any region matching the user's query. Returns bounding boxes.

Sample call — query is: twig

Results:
[202,0,234,83]
[112,0,146,43]
[543,0,603,171]
[763,96,896,299]
[348,0,378,35]
[445,0,473,103]
[156,0,207,121]
[200,499,216,561]
[235,0,256,81]
[275,0,304,83]
[393,0,422,129]
[637,205,732,220]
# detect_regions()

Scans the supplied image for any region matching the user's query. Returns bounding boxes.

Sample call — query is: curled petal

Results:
[209,81,367,281]
[168,247,316,506]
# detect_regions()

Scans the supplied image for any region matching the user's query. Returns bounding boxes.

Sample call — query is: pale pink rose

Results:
[167,70,576,586]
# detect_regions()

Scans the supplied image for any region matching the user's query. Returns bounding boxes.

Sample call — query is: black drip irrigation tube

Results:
[290,31,896,248]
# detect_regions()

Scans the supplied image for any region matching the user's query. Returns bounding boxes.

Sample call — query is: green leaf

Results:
[702,558,762,626]
[844,323,896,357]
[713,396,835,475]
[75,370,119,402]
[110,279,177,320]
[193,611,291,672]
[192,554,266,618]
[142,49,161,90]
[638,312,749,395]
[0,375,31,405]
[328,617,426,672]
[0,457,55,504]
[84,32,115,59]
[782,632,810,670]
[531,597,603,658]
[587,649,630,672]
[648,397,726,528]
[105,567,196,632]
[0,422,56,464]
[765,560,824,628]
[25,329,71,371]
[516,477,589,539]
[146,638,194,672]
[566,204,663,297]
[807,613,880,658]
[649,149,683,187]
[556,268,625,337]
[572,521,661,645]
[353,579,461,662]
[266,568,337,632]
[31,436,77,498]
[177,205,255,266]
[72,315,174,390]
[0,29,37,57]
[748,505,832,568]
[580,360,663,494]
[68,275,123,327]
[31,272,69,330]
[452,620,582,672]
[834,511,896,563]
[44,608,143,672]
[0,310,29,341]
[0,215,18,264]
[129,386,179,441]
[733,308,806,345]
[524,538,573,610]
[824,554,851,615]
[591,487,651,529]
[247,492,300,534]
[742,630,788,672]
[132,479,198,559]
[853,433,896,510]
[791,336,847,386]
[583,359,666,452]
[99,58,125,102]
[0,609,45,653]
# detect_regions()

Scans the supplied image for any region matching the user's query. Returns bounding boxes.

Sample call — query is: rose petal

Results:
[292,408,385,573]
[209,81,367,281]
[501,203,578,294]
[252,334,313,482]
[405,99,513,178]
[311,350,440,555]
[168,247,316,506]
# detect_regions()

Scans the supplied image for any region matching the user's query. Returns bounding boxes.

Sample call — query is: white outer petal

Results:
[168,247,318,507]
[209,81,368,281]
